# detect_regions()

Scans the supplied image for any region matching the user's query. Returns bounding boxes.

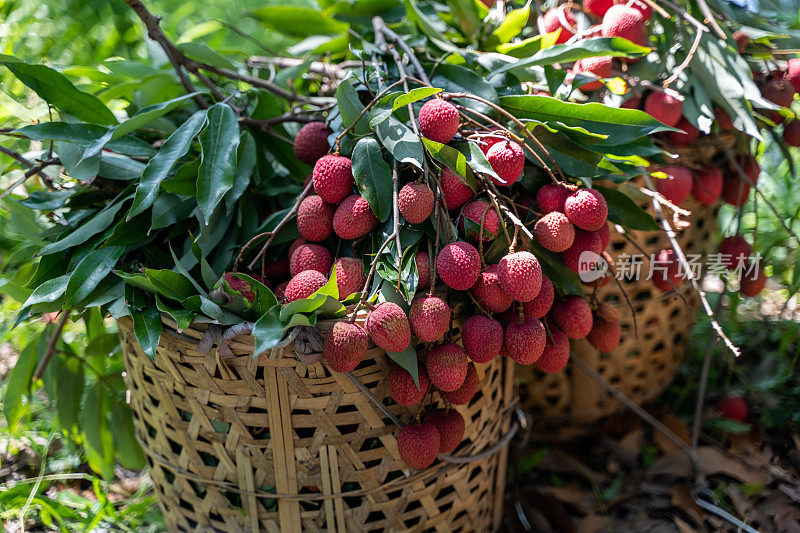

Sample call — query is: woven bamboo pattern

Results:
[119,315,515,532]
[520,135,739,425]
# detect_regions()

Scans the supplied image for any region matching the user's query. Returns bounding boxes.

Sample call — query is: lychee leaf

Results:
[197,103,240,221]
[421,138,478,191]
[593,185,660,231]
[373,115,424,169]
[388,345,420,389]
[451,140,502,185]
[229,273,278,316]
[252,308,284,358]
[392,87,442,112]
[337,78,371,136]
[485,1,530,47]
[352,137,393,222]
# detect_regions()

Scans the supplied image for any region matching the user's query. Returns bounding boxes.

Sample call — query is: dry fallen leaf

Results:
[653,411,691,456]
[669,482,704,527]
[648,446,773,486]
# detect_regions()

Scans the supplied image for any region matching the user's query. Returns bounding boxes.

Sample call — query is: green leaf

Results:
[421,138,480,189]
[225,131,256,213]
[0,55,116,125]
[352,137,393,222]
[3,337,40,432]
[373,115,424,169]
[405,0,459,53]
[705,417,752,434]
[530,242,584,296]
[38,200,126,256]
[431,63,498,115]
[177,42,236,70]
[393,87,442,111]
[197,103,240,220]
[82,383,115,479]
[156,296,195,331]
[229,273,278,316]
[16,123,155,157]
[249,6,349,36]
[388,345,420,387]
[451,140,500,185]
[130,305,162,359]
[128,109,207,217]
[593,185,660,231]
[144,269,198,301]
[110,400,146,470]
[337,78,370,136]
[22,275,69,308]
[64,246,125,307]
[487,2,530,46]
[44,351,84,436]
[448,0,482,39]
[252,309,285,357]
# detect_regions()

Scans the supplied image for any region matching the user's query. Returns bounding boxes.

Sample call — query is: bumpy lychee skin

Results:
[536,184,571,214]
[721,174,751,207]
[409,295,451,343]
[562,228,604,273]
[415,251,431,290]
[543,6,577,44]
[535,212,576,252]
[425,343,469,392]
[504,316,546,365]
[586,305,621,353]
[388,364,430,406]
[323,322,368,372]
[655,165,693,206]
[535,327,570,373]
[441,167,474,210]
[552,296,593,339]
[365,302,412,353]
[739,264,766,297]
[585,0,613,17]
[333,195,378,239]
[621,0,652,20]
[462,315,504,363]
[693,166,723,205]
[471,265,513,313]
[718,236,752,270]
[787,58,800,93]
[479,130,506,154]
[397,422,440,469]
[290,243,333,277]
[399,183,434,224]
[717,394,747,422]
[784,120,800,147]
[665,117,700,147]
[441,363,479,405]
[598,222,611,250]
[651,248,682,291]
[436,241,481,291]
[643,92,683,127]
[423,409,465,454]
[418,99,460,144]
[223,273,257,302]
[312,154,354,204]
[460,200,500,241]
[297,195,335,242]
[285,270,327,302]
[564,188,608,231]
[486,141,525,186]
[601,4,647,46]
[574,56,613,92]
[760,76,794,109]
[523,275,554,318]
[498,251,542,302]
[333,257,366,299]
[293,121,332,165]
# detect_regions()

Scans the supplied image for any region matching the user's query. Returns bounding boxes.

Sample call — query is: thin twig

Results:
[662,27,703,88]
[692,0,726,39]
[350,231,398,319]
[1,157,61,199]
[32,311,70,383]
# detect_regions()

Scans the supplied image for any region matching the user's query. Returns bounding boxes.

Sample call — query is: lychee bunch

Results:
[418,99,460,144]
[564,188,608,231]
[293,121,332,165]
[365,302,412,353]
[333,195,378,239]
[436,241,481,291]
[297,195,335,242]
[461,200,500,241]
[312,154,353,204]
[409,295,451,342]
[498,251,542,302]
[399,183,434,224]
[323,321,368,372]
[486,140,525,186]
[535,211,576,252]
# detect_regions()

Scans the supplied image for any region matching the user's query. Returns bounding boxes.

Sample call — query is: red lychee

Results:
[598,222,611,249]
[333,257,366,299]
[620,0,652,21]
[399,182,435,224]
[717,394,747,422]
[620,96,642,109]
[536,183,571,214]
[293,121,332,165]
[784,120,800,147]
[562,228,604,273]
[425,343,469,392]
[462,315,504,363]
[471,264,513,313]
[523,275,554,318]
[739,264,766,297]
[397,422,440,469]
[732,30,750,53]
[787,58,800,93]
[665,117,700,146]
[418,99,460,144]
[715,107,735,130]
[388,364,430,406]
[551,296,593,339]
[535,211,576,252]
[720,174,751,206]
[497,251,542,302]
[586,303,621,353]
[436,241,481,291]
[416,251,431,290]
[290,243,333,277]
[486,140,525,186]
[323,321,368,372]
[692,166,723,205]
[718,236,751,270]
[423,409,465,454]
[285,270,327,302]
[543,6,577,44]
[564,188,608,231]
[409,295,451,343]
[441,167,474,210]
[585,0,613,17]
[535,327,570,373]
[478,130,506,154]
[654,165,693,206]
[643,92,683,127]
[504,315,546,365]
[760,76,794,109]
[264,258,289,281]
[312,154,354,204]
[365,302,412,353]
[574,56,613,92]
[333,194,378,239]
[441,363,480,405]
[651,248,682,291]
[460,200,500,241]
[297,195,335,242]
[601,4,648,46]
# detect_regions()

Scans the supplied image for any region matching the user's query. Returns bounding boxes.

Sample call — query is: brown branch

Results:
[32,311,71,382]
[693,0,726,40]
[663,27,703,88]
[1,157,61,199]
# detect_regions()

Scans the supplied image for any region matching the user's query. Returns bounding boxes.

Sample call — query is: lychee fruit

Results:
[620,96,642,109]
[574,56,613,92]
[586,303,621,353]
[497,251,542,302]
[535,211,576,252]
[409,295,451,342]
[333,257,366,299]
[441,363,480,405]
[264,258,289,281]
[651,248,682,291]
[564,188,608,231]
[551,296,593,339]
[543,6,577,44]
[665,117,700,146]
[620,0,652,21]
[333,194,378,239]
[285,270,327,302]
[290,243,333,277]
[436,241,481,291]
[275,281,289,302]
[720,175,751,206]
[760,75,794,109]
[388,363,430,406]
[535,327,570,373]
[523,275,554,318]
[486,140,525,186]
[739,263,766,297]
[654,165,693,206]
[643,92,683,127]
[732,30,750,53]
[471,265,513,313]
[416,251,431,290]
[441,167,474,210]
[737,156,760,185]
[692,166,723,205]
[460,200,500,241]
[323,321,368,372]
[597,222,611,249]
[601,4,648,46]
[718,236,751,270]
[293,121,332,165]
[536,183,571,214]
[397,422,440,469]
[399,183,435,224]
[365,302,412,353]
[787,57,800,93]
[504,315,546,364]
[297,195,335,242]
[784,120,800,147]
[717,394,747,422]
[584,0,613,17]
[478,130,506,154]
[462,315,504,363]
[425,343,469,392]
[418,99,460,144]
[562,228,604,273]
[423,409,465,454]
[312,154,354,204]
[715,107,735,130]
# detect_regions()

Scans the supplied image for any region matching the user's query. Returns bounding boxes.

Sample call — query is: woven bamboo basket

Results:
[519,133,742,426]
[119,314,516,532]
